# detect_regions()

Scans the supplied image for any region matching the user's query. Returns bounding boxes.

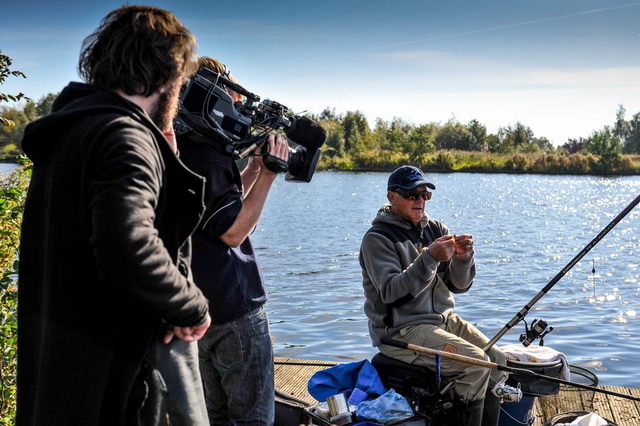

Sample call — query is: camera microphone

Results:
[284,116,327,150]
[279,116,326,183]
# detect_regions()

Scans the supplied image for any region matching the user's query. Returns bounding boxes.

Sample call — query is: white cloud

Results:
[372,50,640,90]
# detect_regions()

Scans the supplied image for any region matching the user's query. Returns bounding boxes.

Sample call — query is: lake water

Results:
[0,162,17,177]
[3,162,639,387]
[254,171,640,388]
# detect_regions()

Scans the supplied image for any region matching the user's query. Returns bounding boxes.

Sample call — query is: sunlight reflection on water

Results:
[254,172,640,386]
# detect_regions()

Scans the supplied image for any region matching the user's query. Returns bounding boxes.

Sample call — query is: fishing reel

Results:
[519,318,553,347]
[492,382,522,402]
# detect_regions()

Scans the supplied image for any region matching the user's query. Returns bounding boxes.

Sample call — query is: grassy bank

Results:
[0,161,29,424]
[316,150,640,175]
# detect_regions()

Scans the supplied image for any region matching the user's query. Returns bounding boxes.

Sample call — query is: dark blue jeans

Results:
[198,306,275,425]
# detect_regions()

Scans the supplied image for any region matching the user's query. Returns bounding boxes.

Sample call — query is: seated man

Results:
[359,165,507,426]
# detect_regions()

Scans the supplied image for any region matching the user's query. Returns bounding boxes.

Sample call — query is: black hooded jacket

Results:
[17,82,209,425]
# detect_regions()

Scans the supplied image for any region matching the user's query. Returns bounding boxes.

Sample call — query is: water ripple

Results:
[254,172,640,386]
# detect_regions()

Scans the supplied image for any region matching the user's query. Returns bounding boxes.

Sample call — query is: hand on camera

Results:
[256,134,290,174]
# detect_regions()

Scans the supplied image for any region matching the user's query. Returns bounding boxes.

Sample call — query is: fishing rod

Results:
[483,192,640,352]
[381,338,640,403]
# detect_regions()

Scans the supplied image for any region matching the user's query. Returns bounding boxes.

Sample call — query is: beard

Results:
[150,82,181,131]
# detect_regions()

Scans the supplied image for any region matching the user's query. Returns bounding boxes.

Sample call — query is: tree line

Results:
[2,43,640,175]
[4,99,640,175]
[308,106,640,174]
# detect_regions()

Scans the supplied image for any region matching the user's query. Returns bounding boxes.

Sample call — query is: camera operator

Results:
[176,57,288,425]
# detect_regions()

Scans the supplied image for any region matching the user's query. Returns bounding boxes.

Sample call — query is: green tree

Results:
[586,127,622,173]
[0,107,29,156]
[383,117,411,153]
[0,51,31,424]
[320,119,345,157]
[613,104,631,143]
[622,112,640,155]
[409,123,437,158]
[0,94,59,158]
[561,138,587,154]
[532,136,553,152]
[370,118,388,151]
[494,122,535,153]
[1,51,30,127]
[467,119,488,152]
[0,162,30,424]
[494,126,515,153]
[342,110,369,154]
[35,93,57,118]
[485,133,501,153]
[435,118,472,150]
[317,107,340,122]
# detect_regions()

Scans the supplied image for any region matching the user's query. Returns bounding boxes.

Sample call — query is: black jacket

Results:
[17,83,209,425]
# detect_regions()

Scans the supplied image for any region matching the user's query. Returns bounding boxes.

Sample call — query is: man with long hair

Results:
[18,6,210,425]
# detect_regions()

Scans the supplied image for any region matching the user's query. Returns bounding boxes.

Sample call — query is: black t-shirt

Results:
[178,135,267,324]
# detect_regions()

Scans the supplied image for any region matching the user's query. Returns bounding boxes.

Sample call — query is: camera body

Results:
[175,67,325,182]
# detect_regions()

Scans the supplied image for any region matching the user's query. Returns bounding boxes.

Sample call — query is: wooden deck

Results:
[275,356,640,426]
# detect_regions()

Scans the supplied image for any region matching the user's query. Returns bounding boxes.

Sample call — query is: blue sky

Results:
[2,0,640,145]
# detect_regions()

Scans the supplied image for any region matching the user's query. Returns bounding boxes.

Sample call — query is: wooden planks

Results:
[275,357,336,404]
[534,385,640,426]
[274,357,640,426]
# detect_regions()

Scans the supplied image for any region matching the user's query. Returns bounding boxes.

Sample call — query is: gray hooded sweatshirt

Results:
[359,204,476,347]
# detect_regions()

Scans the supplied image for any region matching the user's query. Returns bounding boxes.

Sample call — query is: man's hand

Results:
[163,313,211,344]
[426,235,455,261]
[254,134,290,175]
[453,234,474,259]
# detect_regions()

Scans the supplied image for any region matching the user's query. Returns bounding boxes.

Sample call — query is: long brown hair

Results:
[78,5,198,96]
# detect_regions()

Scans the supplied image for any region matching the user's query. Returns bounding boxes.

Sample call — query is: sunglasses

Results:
[394,188,432,201]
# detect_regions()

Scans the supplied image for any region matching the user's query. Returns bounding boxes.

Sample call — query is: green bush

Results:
[315,151,640,175]
[506,153,530,172]
[317,154,355,171]
[0,160,29,424]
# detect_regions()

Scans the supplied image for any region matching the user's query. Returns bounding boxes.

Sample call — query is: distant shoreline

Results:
[4,154,640,176]
[319,166,640,176]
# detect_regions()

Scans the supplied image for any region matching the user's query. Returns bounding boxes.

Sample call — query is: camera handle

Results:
[263,155,289,173]
[261,141,289,174]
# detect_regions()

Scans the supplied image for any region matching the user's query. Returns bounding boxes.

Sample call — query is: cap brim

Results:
[396,181,435,191]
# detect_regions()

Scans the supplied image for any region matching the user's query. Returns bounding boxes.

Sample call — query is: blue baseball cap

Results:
[387,165,435,191]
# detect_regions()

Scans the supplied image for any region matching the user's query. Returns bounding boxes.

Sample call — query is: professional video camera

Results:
[174,67,327,182]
